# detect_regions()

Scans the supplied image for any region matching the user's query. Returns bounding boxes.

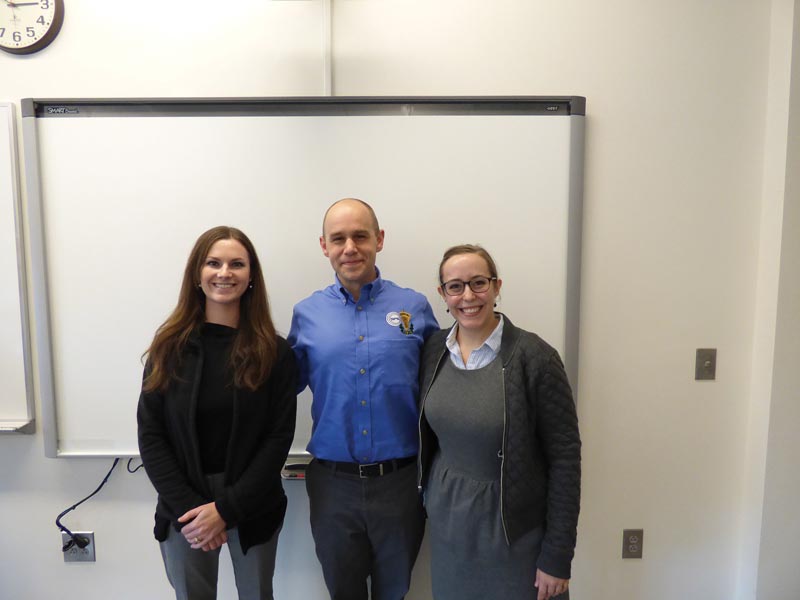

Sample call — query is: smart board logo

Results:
[46,106,79,115]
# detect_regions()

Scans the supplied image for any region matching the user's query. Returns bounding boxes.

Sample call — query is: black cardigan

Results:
[137,330,297,554]
[418,314,581,578]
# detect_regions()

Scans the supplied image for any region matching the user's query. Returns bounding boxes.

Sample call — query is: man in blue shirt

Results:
[288,198,438,600]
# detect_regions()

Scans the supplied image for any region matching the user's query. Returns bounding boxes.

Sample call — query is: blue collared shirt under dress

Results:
[288,270,439,463]
[444,314,504,370]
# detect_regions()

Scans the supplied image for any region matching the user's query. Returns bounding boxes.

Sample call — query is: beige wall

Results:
[756,1,800,598]
[0,2,796,599]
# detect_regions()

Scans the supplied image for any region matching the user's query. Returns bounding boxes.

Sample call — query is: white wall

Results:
[737,1,798,598]
[756,1,800,598]
[0,1,796,599]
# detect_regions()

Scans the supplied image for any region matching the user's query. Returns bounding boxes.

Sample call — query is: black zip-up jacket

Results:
[418,314,581,578]
[137,330,297,554]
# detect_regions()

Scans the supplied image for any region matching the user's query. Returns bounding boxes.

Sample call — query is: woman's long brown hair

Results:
[142,226,277,393]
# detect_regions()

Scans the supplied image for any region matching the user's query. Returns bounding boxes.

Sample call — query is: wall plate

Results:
[62,531,95,562]
[695,348,717,380]
[622,528,643,559]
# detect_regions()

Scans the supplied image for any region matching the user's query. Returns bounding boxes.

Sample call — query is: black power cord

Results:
[56,458,120,552]
[126,458,144,473]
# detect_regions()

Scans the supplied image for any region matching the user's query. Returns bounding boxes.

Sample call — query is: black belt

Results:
[316,456,416,479]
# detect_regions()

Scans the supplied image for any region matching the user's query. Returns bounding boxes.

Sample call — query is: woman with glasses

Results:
[418,244,581,600]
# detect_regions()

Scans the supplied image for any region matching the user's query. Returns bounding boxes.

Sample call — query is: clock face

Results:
[0,0,64,55]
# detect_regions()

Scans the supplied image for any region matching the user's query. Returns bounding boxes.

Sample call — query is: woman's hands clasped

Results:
[178,502,228,551]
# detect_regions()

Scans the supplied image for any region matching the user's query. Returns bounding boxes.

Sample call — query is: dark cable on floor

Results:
[56,458,119,552]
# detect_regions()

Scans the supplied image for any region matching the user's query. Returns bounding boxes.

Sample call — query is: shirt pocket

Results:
[371,339,421,388]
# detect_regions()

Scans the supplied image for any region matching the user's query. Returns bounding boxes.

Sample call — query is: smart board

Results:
[21,97,585,457]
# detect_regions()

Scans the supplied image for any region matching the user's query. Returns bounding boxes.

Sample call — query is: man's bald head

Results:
[321,198,380,238]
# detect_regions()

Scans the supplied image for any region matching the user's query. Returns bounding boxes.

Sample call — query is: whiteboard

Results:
[0,102,34,434]
[21,97,585,457]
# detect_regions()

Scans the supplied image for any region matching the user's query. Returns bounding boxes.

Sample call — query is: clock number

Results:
[0,28,5,38]
[37,16,46,25]
[40,0,50,8]
[13,31,21,43]
[26,27,36,38]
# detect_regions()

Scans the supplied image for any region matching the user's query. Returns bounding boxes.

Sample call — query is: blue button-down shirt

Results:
[288,271,439,463]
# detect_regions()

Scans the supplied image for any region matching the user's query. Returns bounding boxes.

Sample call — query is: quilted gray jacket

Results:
[418,314,581,578]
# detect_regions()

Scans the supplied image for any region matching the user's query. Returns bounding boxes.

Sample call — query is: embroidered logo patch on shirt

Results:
[399,311,414,335]
[386,311,415,335]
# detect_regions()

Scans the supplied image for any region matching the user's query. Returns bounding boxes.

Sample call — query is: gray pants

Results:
[305,458,425,600]
[159,474,282,600]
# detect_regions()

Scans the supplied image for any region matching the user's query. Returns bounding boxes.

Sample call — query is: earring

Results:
[494,303,497,308]
[248,282,253,289]
[446,308,450,313]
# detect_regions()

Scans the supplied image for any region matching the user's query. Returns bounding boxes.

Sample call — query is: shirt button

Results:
[361,400,367,406]
[358,335,364,341]
[362,429,368,436]
[357,306,363,311]
[360,368,366,375]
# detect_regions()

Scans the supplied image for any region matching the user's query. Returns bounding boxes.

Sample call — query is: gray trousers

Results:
[159,474,282,600]
[305,459,425,600]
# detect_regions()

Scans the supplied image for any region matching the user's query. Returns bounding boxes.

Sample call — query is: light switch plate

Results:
[695,348,717,380]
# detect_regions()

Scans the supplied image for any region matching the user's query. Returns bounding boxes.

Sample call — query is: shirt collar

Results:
[333,266,385,303]
[445,313,504,354]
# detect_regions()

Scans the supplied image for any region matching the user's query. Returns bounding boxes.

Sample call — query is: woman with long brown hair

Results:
[137,226,296,600]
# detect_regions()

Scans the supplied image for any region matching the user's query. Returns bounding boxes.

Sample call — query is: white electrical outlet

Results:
[62,531,96,562]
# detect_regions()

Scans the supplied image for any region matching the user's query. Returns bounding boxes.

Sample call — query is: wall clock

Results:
[0,0,64,55]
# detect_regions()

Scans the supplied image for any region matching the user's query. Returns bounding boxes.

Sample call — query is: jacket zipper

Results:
[500,366,510,545]
[189,348,204,481]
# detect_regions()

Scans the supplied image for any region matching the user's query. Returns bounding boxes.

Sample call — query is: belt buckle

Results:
[358,462,383,478]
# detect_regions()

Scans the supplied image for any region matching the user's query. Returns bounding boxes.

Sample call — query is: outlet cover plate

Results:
[622,528,643,559]
[62,531,96,562]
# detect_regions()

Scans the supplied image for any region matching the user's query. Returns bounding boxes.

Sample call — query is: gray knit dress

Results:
[424,357,560,600]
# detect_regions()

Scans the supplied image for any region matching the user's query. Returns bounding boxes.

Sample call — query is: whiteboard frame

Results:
[21,96,585,457]
[0,102,35,434]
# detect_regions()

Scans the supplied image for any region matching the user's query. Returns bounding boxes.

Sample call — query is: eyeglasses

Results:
[440,276,497,296]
